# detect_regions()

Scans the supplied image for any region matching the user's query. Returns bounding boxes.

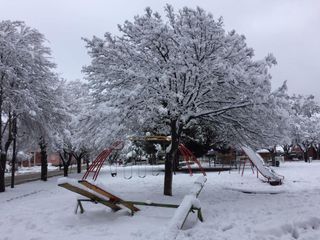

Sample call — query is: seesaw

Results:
[57,176,206,230]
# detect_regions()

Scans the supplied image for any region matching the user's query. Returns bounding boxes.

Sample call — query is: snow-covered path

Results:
[1,162,320,240]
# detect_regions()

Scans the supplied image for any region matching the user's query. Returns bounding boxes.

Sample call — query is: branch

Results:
[192,101,253,119]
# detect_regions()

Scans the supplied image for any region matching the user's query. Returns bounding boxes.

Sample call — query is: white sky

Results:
[1,0,320,97]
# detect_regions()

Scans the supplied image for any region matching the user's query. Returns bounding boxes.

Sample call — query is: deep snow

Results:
[1,161,320,240]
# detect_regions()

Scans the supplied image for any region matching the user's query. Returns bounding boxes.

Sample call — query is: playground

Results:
[1,159,320,240]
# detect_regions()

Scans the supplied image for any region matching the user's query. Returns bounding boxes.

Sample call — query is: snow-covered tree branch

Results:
[83,5,287,195]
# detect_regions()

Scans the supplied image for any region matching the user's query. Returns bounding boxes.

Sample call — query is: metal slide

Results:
[241,146,284,185]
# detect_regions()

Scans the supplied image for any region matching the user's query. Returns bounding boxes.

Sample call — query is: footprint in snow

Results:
[221,224,234,232]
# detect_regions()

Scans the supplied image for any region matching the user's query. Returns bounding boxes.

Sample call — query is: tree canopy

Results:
[83,5,288,195]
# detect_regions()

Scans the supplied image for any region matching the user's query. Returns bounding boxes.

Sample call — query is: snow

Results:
[166,194,200,240]
[1,162,320,240]
[257,149,270,153]
[242,146,283,183]
[166,176,206,239]
[5,164,59,177]
[276,145,284,153]
[190,176,207,196]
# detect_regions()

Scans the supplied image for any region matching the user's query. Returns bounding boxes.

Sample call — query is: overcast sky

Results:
[1,0,320,97]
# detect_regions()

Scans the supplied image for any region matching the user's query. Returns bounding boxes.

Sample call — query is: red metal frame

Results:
[178,145,194,176]
[82,141,124,181]
[178,144,206,176]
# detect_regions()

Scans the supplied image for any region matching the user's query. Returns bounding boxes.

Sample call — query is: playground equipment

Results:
[82,141,124,181]
[110,163,118,177]
[151,164,160,176]
[178,144,206,176]
[123,164,133,179]
[82,139,206,181]
[241,146,284,185]
[130,136,206,176]
[58,139,209,239]
[57,176,207,231]
[58,178,139,214]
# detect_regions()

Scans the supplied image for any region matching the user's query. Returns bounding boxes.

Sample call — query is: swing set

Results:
[128,136,206,177]
[83,137,206,181]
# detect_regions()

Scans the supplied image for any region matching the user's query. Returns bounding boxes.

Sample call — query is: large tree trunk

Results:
[164,120,180,196]
[164,153,173,196]
[85,154,90,171]
[63,164,69,177]
[316,144,320,160]
[73,151,85,174]
[304,151,308,162]
[10,113,17,188]
[173,152,179,173]
[39,137,48,181]
[40,150,48,181]
[77,158,81,174]
[0,153,6,192]
[282,144,291,161]
[0,78,4,192]
[60,151,72,177]
[0,96,3,192]
[301,143,309,162]
[75,154,82,174]
[1,112,13,192]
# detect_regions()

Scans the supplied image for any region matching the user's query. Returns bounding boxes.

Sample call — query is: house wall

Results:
[307,146,317,160]
[48,153,61,166]
[216,152,236,165]
[258,152,272,162]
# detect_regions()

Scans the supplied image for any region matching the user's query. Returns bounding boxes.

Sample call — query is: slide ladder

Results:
[178,144,206,176]
[82,141,124,181]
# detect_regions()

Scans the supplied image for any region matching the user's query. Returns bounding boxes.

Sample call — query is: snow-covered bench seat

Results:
[165,176,207,239]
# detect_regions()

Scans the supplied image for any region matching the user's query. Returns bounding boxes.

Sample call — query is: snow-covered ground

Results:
[1,161,320,240]
[4,164,59,177]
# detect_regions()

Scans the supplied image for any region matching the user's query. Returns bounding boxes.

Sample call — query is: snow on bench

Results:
[241,146,284,184]
[190,175,207,197]
[165,176,207,240]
